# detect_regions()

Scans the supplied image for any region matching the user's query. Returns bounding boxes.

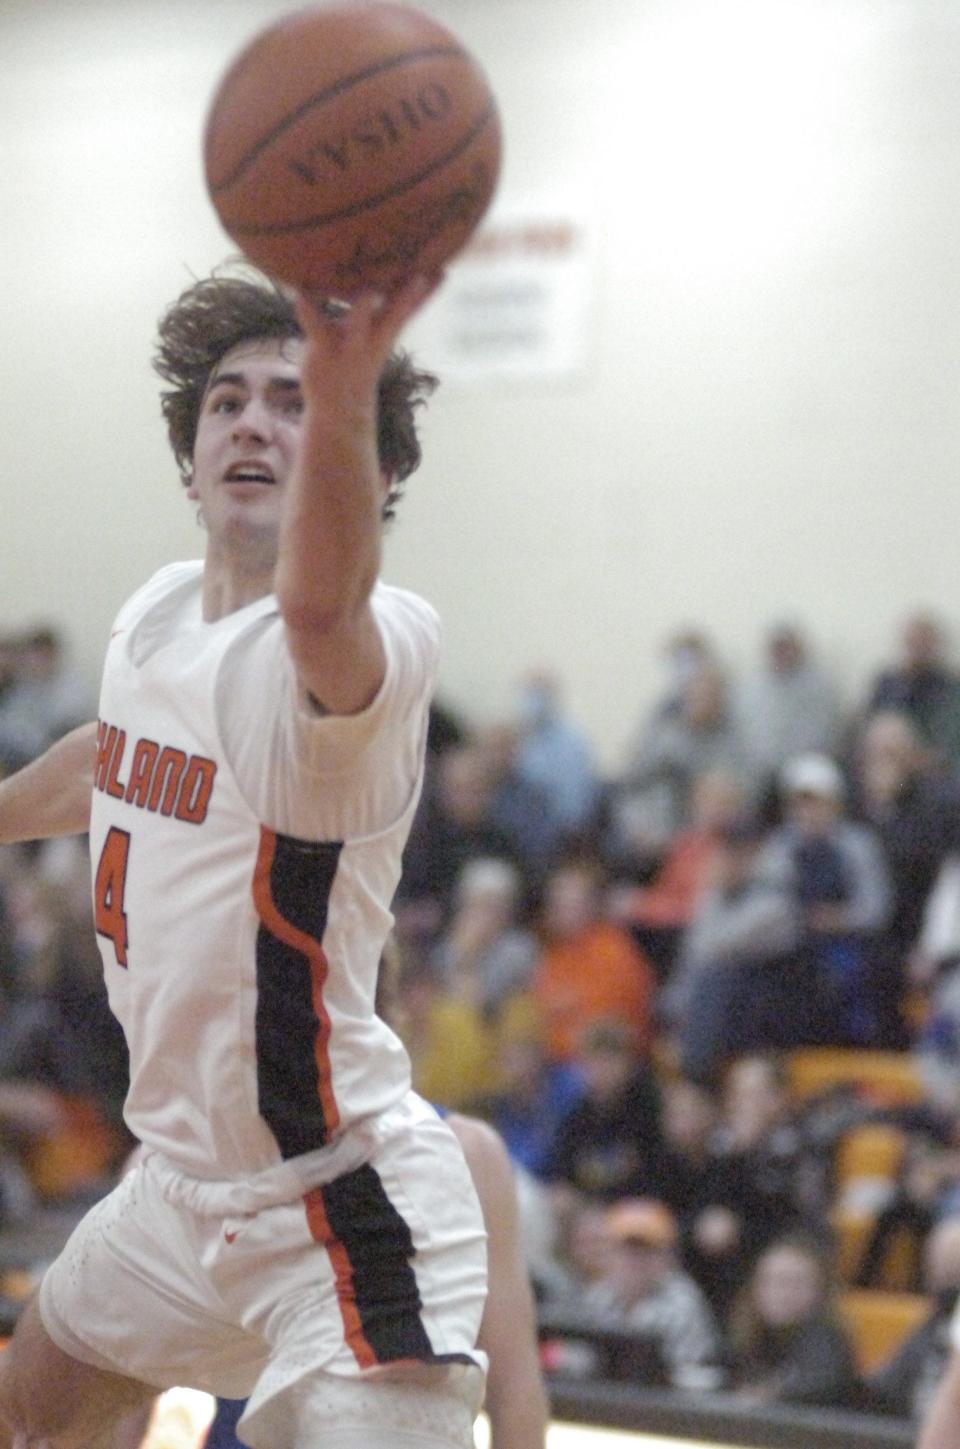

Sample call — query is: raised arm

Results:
[274,277,436,718]
[447,1113,549,1449]
[0,720,96,844]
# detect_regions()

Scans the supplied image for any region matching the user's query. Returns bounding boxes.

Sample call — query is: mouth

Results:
[223,461,276,485]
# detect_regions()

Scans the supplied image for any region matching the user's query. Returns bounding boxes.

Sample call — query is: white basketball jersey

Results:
[89,561,439,1185]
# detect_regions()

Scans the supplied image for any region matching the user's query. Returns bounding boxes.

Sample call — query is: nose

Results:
[232,398,274,444]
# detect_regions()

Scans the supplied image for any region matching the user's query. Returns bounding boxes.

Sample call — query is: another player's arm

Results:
[919,1346,960,1449]
[274,278,435,718]
[447,1114,549,1449]
[0,720,96,844]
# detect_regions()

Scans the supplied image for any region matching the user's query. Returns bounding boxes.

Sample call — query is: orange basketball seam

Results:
[208,45,472,193]
[221,104,498,237]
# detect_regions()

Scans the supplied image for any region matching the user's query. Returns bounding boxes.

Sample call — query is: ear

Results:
[185,474,199,500]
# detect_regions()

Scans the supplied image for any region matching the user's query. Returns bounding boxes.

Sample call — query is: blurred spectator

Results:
[20,841,130,1131]
[736,624,843,792]
[609,767,744,981]
[854,1120,960,1291]
[542,1017,664,1204]
[0,640,21,774]
[0,625,91,773]
[478,1032,586,1181]
[535,1196,617,1310]
[663,816,824,1085]
[853,711,960,1045]
[651,629,718,721]
[868,612,960,761]
[913,849,960,1114]
[400,855,542,1110]
[512,669,600,838]
[475,724,563,877]
[0,843,129,1167]
[917,950,960,1119]
[728,1233,860,1408]
[534,857,656,1063]
[0,869,116,1213]
[425,696,468,757]
[914,853,960,997]
[431,858,538,1017]
[613,662,747,862]
[869,1216,960,1422]
[396,743,524,940]
[578,1197,725,1390]
[712,1056,832,1251]
[397,952,539,1114]
[656,1074,779,1317]
[765,753,891,1045]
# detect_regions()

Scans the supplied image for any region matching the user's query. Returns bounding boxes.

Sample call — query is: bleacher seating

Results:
[786,1049,924,1107]
[837,1289,931,1374]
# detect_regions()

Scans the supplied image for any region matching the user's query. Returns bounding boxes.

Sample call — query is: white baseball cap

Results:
[780,752,845,800]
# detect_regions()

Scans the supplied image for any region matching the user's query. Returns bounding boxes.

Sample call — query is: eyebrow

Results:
[206,370,302,393]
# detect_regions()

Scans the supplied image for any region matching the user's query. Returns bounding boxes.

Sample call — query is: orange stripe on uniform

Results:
[252,827,340,1137]
[304,1186,378,1370]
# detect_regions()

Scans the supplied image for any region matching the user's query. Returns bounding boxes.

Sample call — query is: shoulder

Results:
[373,583,441,657]
[124,560,202,608]
[666,1270,715,1315]
[446,1112,513,1181]
[445,1114,521,1235]
[110,560,202,630]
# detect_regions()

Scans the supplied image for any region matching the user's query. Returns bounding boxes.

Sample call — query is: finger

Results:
[293,292,351,335]
[374,270,444,338]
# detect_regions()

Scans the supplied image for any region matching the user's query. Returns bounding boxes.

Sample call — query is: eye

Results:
[280,394,304,417]
[211,395,240,415]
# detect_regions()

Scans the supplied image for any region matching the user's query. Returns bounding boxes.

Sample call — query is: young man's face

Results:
[189,336,305,549]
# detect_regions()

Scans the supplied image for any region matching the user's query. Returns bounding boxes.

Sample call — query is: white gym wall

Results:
[3,0,958,765]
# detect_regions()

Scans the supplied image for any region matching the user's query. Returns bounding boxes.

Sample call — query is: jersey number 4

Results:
[94,826,131,968]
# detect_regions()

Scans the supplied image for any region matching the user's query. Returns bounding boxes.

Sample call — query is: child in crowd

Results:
[542,1017,665,1204]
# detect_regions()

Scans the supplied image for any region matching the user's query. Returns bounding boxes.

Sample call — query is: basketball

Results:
[203,1,502,297]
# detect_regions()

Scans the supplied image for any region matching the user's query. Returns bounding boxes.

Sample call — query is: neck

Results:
[201,536,276,621]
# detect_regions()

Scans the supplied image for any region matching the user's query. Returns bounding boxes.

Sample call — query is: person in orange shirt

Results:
[534,857,656,1062]
[609,768,744,981]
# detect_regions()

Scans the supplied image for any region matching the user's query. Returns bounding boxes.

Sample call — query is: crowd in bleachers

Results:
[6,610,960,1422]
[389,607,960,1422]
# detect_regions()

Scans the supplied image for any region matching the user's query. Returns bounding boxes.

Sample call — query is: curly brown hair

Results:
[152,268,437,517]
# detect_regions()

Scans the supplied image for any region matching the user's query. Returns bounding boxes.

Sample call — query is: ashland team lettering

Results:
[94,721,216,825]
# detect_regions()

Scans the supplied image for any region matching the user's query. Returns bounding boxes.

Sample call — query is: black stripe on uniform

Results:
[255,832,342,1158]
[322,1162,437,1364]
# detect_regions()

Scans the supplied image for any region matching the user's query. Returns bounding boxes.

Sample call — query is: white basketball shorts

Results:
[38,1094,487,1441]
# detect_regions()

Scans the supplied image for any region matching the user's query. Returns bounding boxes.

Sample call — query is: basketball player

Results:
[0,269,489,1449]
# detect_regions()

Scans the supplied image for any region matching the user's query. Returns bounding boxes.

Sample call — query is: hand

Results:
[294,272,443,407]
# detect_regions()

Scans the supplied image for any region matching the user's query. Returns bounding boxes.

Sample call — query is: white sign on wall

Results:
[411,209,596,384]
